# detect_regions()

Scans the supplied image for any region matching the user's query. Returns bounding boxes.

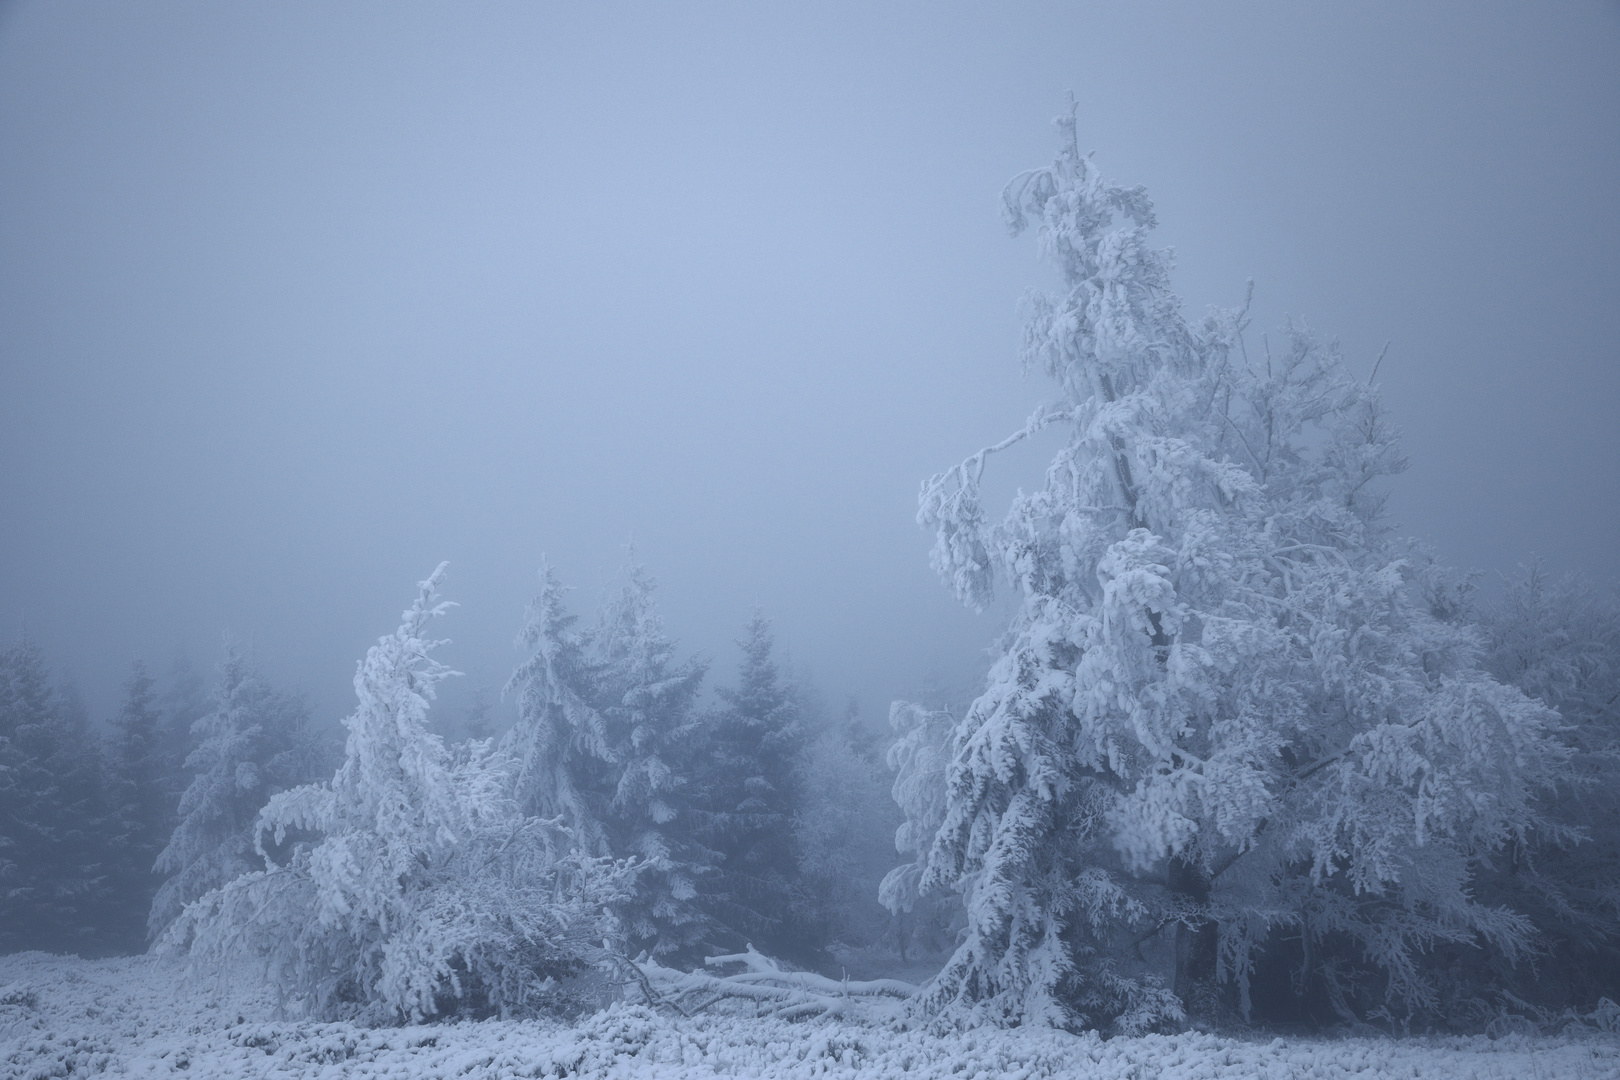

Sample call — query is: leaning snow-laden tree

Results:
[907,104,1570,1032]
[163,566,629,1022]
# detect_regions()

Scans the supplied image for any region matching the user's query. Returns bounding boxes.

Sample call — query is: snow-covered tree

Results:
[506,557,713,961]
[0,633,111,955]
[163,565,629,1022]
[105,661,172,951]
[905,105,1570,1032]
[691,613,808,959]
[156,655,209,814]
[1452,565,1620,1017]
[148,641,321,940]
[594,560,713,958]
[505,561,614,850]
[879,700,960,960]
[794,709,900,958]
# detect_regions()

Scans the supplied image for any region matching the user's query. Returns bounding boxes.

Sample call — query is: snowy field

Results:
[1,952,1616,1080]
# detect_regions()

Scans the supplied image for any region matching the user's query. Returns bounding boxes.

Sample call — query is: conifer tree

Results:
[0,634,111,955]
[156,655,209,822]
[1456,565,1620,1014]
[906,105,1570,1032]
[505,562,614,853]
[590,561,712,958]
[149,642,321,940]
[165,566,628,1021]
[105,661,170,951]
[506,557,712,960]
[880,700,958,960]
[793,706,901,956]
[693,613,808,958]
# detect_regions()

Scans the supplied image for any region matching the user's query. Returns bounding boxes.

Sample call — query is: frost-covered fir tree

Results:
[879,700,960,960]
[794,705,901,957]
[691,613,808,958]
[1453,565,1620,1016]
[156,655,209,813]
[105,661,173,951]
[906,104,1570,1032]
[0,634,111,954]
[595,562,713,957]
[505,562,615,853]
[149,642,321,940]
[506,557,712,960]
[164,566,629,1021]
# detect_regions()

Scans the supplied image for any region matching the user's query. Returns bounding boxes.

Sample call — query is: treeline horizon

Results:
[0,570,917,967]
[0,553,1616,1030]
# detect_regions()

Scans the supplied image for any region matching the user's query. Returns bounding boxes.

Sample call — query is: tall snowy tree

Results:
[0,634,111,955]
[691,613,808,958]
[165,566,629,1021]
[905,105,1570,1032]
[505,556,712,960]
[156,654,210,821]
[505,562,615,854]
[105,661,172,951]
[149,641,322,940]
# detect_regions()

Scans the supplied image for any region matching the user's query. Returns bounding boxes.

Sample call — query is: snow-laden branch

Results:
[630,945,916,1022]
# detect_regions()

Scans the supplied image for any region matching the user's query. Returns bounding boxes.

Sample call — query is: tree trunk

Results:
[1168,855,1216,1005]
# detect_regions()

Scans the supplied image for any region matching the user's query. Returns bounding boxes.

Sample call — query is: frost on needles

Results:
[894,104,1570,1033]
[159,564,631,1023]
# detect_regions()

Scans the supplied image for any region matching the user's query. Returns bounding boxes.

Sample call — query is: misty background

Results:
[2,1,1616,732]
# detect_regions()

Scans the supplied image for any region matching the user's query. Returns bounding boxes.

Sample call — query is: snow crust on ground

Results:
[3,952,1616,1080]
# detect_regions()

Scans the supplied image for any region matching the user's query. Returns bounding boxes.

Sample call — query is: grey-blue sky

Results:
[1,1,1616,727]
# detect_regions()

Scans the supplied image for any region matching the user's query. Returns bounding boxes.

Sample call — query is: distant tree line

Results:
[0,563,902,991]
[2,552,1613,1032]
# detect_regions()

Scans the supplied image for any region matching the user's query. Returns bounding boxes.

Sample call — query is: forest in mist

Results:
[2,1,1619,1056]
[5,110,1620,1038]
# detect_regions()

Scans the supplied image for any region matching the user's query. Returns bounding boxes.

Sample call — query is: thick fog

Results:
[2,1,1616,728]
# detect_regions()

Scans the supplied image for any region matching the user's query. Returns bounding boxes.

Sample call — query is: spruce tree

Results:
[1458,565,1620,1015]
[166,566,629,1021]
[0,634,111,955]
[149,642,322,940]
[156,655,209,825]
[693,613,808,958]
[590,560,712,959]
[906,105,1570,1032]
[105,661,170,951]
[793,713,902,958]
[506,557,712,960]
[505,562,615,854]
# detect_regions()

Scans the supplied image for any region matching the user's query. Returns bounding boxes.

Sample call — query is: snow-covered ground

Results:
[2,951,1617,1080]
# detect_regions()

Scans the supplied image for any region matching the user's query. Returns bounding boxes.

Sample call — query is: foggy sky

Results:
[2,2,1617,729]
